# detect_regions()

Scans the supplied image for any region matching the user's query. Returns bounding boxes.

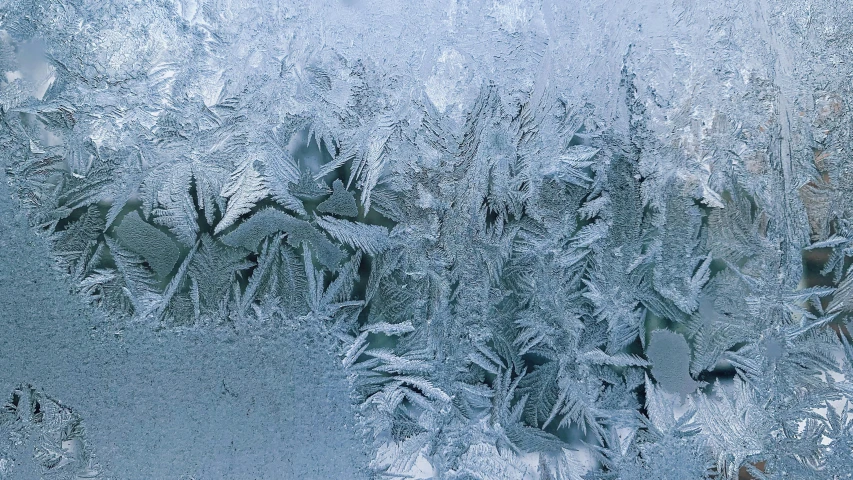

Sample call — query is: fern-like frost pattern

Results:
[3,0,853,478]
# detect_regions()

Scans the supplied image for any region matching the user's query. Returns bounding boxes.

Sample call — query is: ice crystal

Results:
[0,385,100,479]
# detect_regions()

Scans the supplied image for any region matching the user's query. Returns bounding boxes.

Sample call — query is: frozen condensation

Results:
[3,0,853,478]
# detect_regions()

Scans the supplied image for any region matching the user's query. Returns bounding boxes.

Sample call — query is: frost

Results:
[0,385,100,479]
[113,211,181,279]
[3,0,853,478]
[317,179,359,218]
[646,330,702,397]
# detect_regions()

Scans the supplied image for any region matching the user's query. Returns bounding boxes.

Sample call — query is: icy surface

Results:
[2,0,853,478]
[0,175,369,478]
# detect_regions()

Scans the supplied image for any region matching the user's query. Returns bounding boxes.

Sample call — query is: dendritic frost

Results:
[2,0,853,478]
